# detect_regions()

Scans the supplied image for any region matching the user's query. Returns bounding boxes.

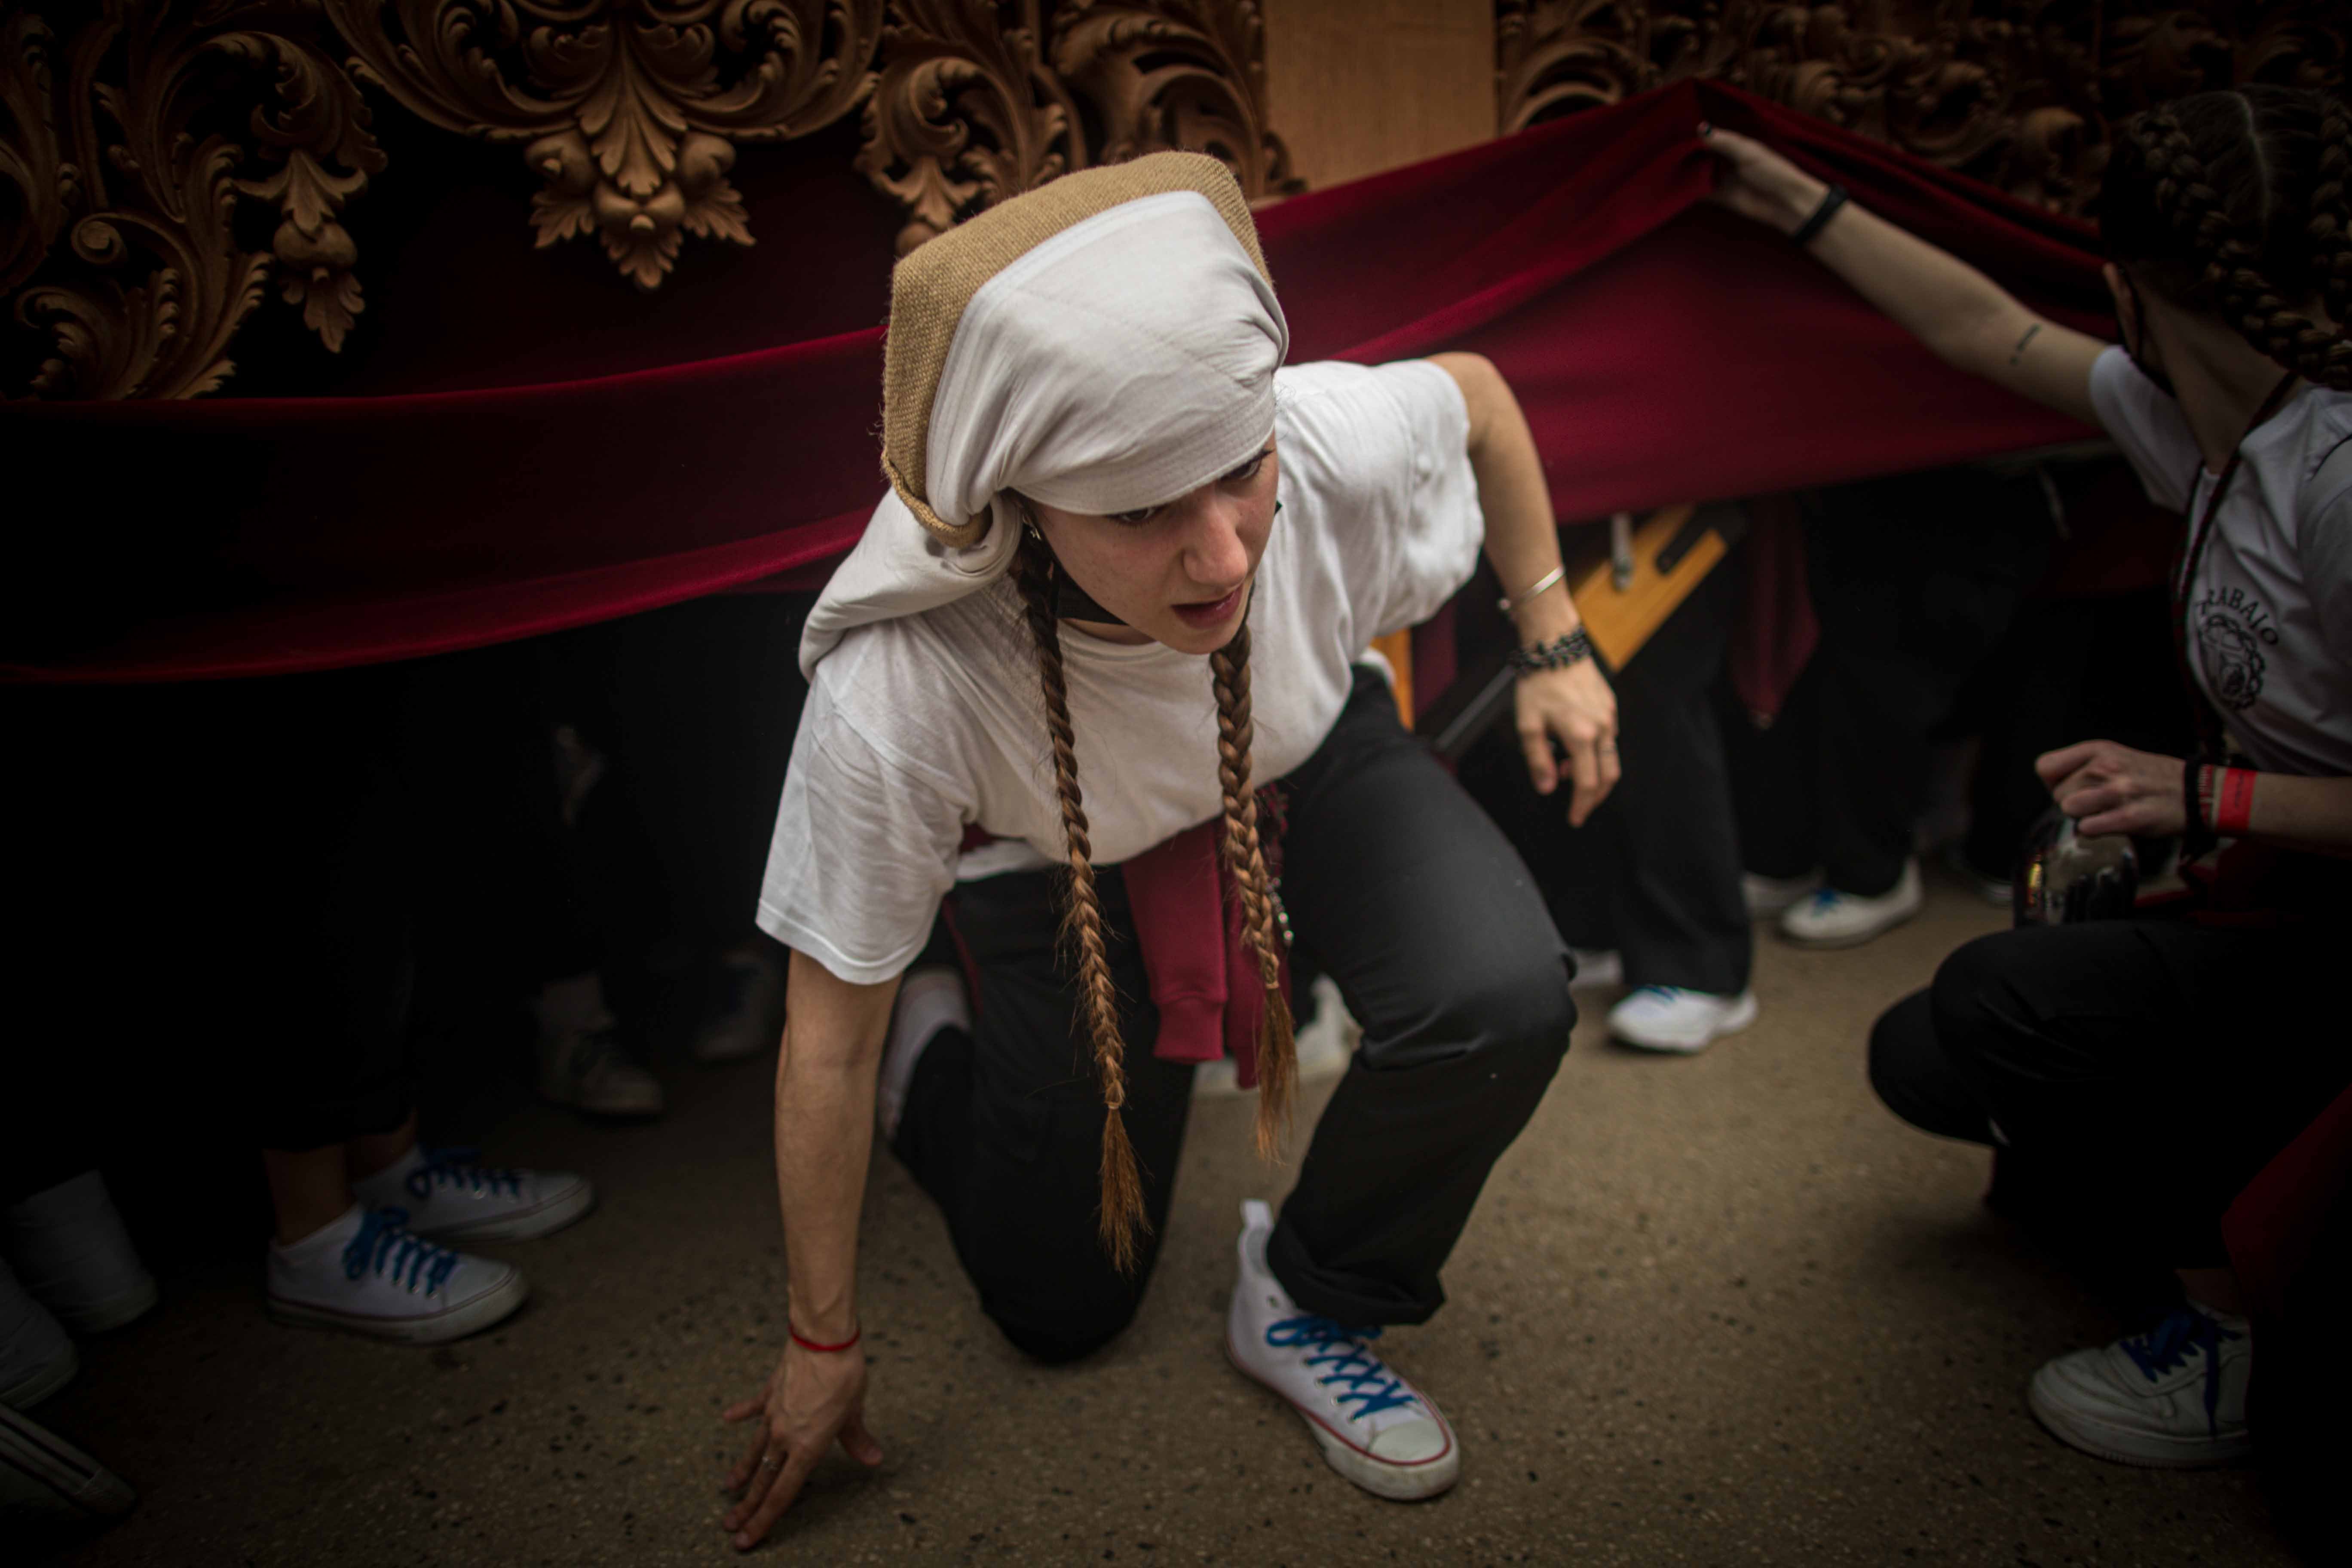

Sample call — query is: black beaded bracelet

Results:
[1507,627,1593,677]
[1790,183,1849,247]
[2180,755,2217,864]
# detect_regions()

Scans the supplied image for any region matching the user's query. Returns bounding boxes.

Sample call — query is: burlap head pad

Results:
[879,153,1275,549]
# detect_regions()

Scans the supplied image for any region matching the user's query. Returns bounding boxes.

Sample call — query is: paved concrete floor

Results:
[31,873,2300,1565]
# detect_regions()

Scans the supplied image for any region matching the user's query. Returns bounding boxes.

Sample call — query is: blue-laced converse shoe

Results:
[267,1205,526,1346]
[2027,1301,2252,1468]
[1225,1200,1458,1501]
[350,1146,593,1243]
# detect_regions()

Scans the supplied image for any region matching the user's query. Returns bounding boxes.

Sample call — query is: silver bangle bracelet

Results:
[1499,564,1566,615]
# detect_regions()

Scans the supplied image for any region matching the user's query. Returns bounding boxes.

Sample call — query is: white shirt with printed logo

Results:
[2087,346,2352,776]
[756,359,1484,986]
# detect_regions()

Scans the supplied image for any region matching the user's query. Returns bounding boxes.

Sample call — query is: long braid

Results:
[1011,526,1148,1271]
[1208,624,1297,1161]
[2135,100,2352,392]
[2309,95,2352,332]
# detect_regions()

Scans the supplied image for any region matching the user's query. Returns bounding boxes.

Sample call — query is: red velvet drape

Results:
[1,79,2111,685]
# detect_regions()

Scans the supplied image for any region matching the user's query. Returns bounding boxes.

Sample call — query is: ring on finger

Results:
[760,1453,784,1470]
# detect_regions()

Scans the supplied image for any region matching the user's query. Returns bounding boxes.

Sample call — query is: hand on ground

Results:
[719,1339,882,1550]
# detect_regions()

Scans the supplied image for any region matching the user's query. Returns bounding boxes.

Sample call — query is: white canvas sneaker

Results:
[1777,860,1923,949]
[878,967,973,1139]
[1567,948,1623,992]
[0,1399,135,1520]
[267,1205,527,1346]
[350,1146,593,1243]
[2027,1302,2253,1468]
[694,946,786,1064]
[1195,975,1355,1099]
[1607,986,1758,1053]
[1224,1200,1459,1501]
[0,1259,77,1411]
[3,1170,157,1334]
[1741,869,1822,920]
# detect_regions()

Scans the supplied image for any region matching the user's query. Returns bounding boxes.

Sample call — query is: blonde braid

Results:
[1011,527,1148,1271]
[2140,103,2352,392]
[1208,623,1298,1160]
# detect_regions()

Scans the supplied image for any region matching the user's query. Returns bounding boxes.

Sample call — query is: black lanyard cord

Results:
[2170,370,2300,763]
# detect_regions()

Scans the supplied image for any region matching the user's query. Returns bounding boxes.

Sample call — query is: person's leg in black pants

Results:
[891,867,1194,1365]
[1269,670,1576,1324]
[1804,469,2053,898]
[1870,917,2351,1266]
[894,671,1574,1348]
[1459,556,1750,996]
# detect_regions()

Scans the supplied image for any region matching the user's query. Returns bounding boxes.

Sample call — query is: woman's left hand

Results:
[2035,738,2187,838]
[1515,660,1620,826]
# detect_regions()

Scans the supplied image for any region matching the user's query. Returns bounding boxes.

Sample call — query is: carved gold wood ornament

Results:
[1,2,385,398]
[854,0,1297,254]
[323,0,885,289]
[1497,0,2346,217]
[1,0,1294,398]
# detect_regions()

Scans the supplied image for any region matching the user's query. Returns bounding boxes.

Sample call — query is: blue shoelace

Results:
[1808,886,1846,911]
[1628,986,1689,1004]
[1265,1316,1418,1419]
[2119,1305,2242,1435]
[342,1208,459,1297]
[405,1146,524,1205]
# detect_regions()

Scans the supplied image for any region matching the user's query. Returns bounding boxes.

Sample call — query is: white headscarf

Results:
[802,189,1288,675]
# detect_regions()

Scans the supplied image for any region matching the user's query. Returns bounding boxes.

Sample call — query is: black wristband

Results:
[1507,628,1593,677]
[2180,755,2217,864]
[1790,184,1849,247]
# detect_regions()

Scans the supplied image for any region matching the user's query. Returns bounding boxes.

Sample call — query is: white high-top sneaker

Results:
[3,1170,157,1334]
[0,1399,135,1520]
[1224,1200,1459,1501]
[267,1204,526,1345]
[0,1258,77,1411]
[1567,948,1623,992]
[2027,1302,2253,1468]
[1778,860,1923,949]
[350,1146,592,1243]
[1741,869,1822,920]
[877,967,973,1140]
[1607,986,1758,1054]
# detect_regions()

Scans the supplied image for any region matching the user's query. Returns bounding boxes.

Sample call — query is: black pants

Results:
[893,671,1576,1363]
[1461,542,1749,993]
[1730,469,2052,895]
[1868,917,2352,1265]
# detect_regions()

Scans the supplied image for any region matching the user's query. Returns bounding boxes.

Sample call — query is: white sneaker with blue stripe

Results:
[1224,1200,1459,1501]
[2027,1301,2253,1467]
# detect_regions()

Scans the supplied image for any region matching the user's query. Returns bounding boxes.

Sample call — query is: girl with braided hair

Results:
[1709,89,2352,1470]
[717,154,1614,1547]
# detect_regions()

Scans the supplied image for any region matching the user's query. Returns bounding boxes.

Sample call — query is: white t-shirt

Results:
[2087,346,2352,775]
[757,359,1485,984]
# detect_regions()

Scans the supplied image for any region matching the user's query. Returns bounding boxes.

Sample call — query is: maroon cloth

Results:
[2226,1084,2352,1325]
[2,78,2109,686]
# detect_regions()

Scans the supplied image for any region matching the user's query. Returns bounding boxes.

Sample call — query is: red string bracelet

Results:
[789,1324,862,1355]
[2215,767,2259,836]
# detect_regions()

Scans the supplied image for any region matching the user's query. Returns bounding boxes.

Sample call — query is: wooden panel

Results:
[1260,0,1495,190]
[1569,505,1726,670]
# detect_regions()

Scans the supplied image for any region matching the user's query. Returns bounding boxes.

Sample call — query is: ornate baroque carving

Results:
[855,0,1298,254]
[1,2,384,398]
[324,0,885,289]
[1495,1,2348,216]
[1,1,1293,398]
